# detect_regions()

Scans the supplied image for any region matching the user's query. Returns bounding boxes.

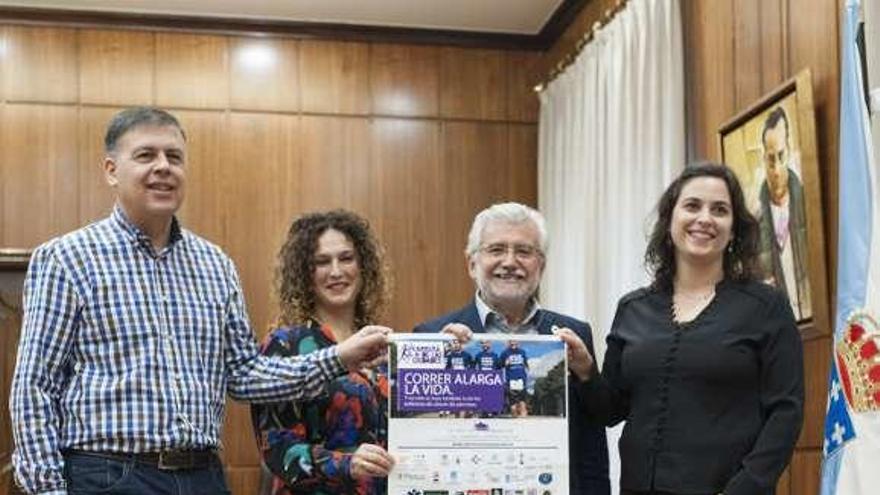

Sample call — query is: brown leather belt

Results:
[67,449,219,471]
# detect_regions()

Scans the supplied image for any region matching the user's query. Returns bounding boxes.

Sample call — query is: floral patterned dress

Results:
[251,321,389,495]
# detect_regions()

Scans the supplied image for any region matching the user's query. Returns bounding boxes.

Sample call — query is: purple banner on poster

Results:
[397,369,505,413]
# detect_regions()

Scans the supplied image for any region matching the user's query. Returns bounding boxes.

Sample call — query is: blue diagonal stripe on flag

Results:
[823,363,855,457]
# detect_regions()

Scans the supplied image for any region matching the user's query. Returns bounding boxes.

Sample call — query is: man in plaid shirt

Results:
[9,107,389,495]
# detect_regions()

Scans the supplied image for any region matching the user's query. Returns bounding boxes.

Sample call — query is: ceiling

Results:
[0,0,568,35]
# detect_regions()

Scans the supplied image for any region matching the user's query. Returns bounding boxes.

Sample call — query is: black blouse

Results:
[576,280,804,495]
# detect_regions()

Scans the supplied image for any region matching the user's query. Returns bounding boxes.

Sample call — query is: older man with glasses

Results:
[413,201,610,495]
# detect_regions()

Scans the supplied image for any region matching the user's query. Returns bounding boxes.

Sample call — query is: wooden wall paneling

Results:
[682,0,707,161]
[77,106,121,226]
[0,27,5,102]
[758,0,787,93]
[155,33,229,109]
[0,10,542,51]
[0,106,4,235]
[439,122,510,301]
[299,40,370,115]
[220,401,260,486]
[0,273,24,495]
[370,118,442,330]
[298,115,373,215]
[370,43,440,117]
[798,336,831,449]
[681,0,737,160]
[224,463,261,495]
[787,0,840,302]
[440,47,508,121]
[506,51,541,123]
[229,37,299,113]
[224,112,300,342]
[79,30,154,106]
[776,464,791,495]
[4,26,78,103]
[732,0,764,110]
[174,110,227,245]
[703,0,737,159]
[2,104,78,248]
[506,124,539,205]
[789,448,822,495]
[221,112,302,483]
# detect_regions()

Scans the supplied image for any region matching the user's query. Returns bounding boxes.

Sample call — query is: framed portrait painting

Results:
[718,69,829,338]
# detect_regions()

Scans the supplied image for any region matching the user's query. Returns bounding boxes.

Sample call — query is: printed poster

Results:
[388,333,568,495]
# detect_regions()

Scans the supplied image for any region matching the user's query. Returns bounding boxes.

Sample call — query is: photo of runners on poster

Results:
[388,333,568,495]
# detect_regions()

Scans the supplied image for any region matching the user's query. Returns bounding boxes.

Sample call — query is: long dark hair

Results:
[277,210,390,328]
[645,162,760,290]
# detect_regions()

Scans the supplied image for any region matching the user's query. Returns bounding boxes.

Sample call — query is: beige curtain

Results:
[538,0,685,491]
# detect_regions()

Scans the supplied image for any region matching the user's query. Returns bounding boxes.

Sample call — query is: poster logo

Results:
[398,341,446,369]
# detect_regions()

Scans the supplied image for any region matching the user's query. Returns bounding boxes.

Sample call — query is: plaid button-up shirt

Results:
[11,206,346,495]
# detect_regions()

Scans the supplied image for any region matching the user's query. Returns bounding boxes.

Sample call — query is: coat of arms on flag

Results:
[835,313,880,414]
[824,312,879,457]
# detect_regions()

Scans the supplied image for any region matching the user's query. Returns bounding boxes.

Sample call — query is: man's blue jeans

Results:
[63,451,232,495]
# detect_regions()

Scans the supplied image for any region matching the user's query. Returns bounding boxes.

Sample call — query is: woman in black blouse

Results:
[558,163,803,495]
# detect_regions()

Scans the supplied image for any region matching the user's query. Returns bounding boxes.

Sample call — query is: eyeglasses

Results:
[478,243,543,261]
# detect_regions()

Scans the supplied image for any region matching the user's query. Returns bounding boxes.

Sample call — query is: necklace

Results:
[672,289,716,324]
[675,290,715,303]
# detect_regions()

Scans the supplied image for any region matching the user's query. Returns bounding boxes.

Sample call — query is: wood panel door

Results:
[299,40,371,115]
[371,118,443,329]
[79,30,154,106]
[440,47,508,120]
[1,105,79,248]
[229,37,300,113]
[156,33,229,109]
[4,26,78,104]
[1,268,26,495]
[370,43,441,118]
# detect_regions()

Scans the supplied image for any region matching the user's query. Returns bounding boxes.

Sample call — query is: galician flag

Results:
[820,0,880,494]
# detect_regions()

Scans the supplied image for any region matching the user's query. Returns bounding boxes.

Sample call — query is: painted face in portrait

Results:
[104,124,187,227]
[312,228,363,313]
[468,220,545,312]
[669,176,734,267]
[762,119,791,205]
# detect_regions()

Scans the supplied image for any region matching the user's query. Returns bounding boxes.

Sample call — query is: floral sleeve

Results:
[252,326,381,495]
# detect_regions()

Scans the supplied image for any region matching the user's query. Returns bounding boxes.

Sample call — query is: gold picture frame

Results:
[718,69,828,339]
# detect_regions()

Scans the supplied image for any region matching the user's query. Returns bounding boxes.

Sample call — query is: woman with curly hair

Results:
[251,210,394,495]
[558,163,803,495]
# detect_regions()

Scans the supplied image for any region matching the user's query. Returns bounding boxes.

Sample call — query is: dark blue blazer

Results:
[414,301,611,495]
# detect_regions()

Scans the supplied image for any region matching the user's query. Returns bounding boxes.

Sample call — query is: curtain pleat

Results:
[537,1,685,491]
